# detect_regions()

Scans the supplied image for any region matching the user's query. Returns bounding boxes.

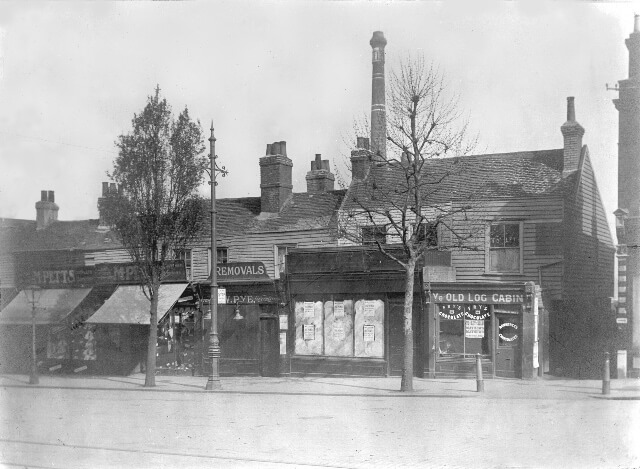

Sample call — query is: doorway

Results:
[259,316,280,377]
[495,312,521,378]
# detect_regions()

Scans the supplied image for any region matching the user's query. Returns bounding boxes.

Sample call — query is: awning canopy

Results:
[0,288,92,325]
[86,283,189,325]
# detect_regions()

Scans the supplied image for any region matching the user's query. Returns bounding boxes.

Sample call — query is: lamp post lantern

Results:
[23,286,42,385]
[205,123,227,391]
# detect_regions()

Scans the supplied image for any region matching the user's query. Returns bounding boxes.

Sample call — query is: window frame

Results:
[175,248,193,281]
[415,222,439,247]
[485,221,524,274]
[207,247,229,276]
[275,243,297,277]
[361,225,387,246]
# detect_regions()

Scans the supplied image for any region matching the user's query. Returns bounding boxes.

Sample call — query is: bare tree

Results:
[100,86,207,387]
[339,56,477,391]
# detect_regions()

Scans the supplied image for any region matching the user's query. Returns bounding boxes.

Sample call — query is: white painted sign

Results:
[279,315,288,330]
[218,287,226,304]
[465,320,484,338]
[616,317,628,324]
[280,333,287,355]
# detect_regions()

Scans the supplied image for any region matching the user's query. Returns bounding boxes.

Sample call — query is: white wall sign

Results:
[334,301,345,318]
[280,332,287,355]
[279,315,288,330]
[218,287,226,304]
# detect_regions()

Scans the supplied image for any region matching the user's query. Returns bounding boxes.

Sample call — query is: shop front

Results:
[425,282,543,379]
[198,262,284,377]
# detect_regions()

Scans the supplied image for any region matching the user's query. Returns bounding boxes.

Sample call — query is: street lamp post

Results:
[23,286,42,385]
[205,123,226,391]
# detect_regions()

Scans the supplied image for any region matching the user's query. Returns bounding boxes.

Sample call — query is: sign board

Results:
[215,262,270,282]
[465,320,484,338]
[280,332,287,355]
[616,317,628,324]
[363,324,375,342]
[334,301,345,318]
[332,322,345,340]
[422,266,456,283]
[431,291,525,304]
[533,342,539,368]
[279,315,288,330]
[303,324,315,340]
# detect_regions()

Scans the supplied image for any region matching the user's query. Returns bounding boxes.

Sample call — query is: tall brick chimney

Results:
[561,97,585,177]
[306,154,335,193]
[35,190,58,230]
[260,141,293,213]
[370,31,387,161]
[351,137,371,180]
[97,182,118,228]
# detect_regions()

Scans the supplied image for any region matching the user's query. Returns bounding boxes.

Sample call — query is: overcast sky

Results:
[0,1,637,233]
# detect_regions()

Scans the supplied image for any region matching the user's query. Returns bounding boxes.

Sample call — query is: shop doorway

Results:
[259,316,279,377]
[495,313,521,378]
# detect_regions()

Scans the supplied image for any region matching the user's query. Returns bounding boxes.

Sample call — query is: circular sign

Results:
[499,322,519,342]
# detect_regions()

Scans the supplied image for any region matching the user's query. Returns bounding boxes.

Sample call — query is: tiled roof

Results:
[2,189,347,253]
[344,149,567,209]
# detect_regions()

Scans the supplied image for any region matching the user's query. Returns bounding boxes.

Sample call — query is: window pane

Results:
[417,223,438,246]
[217,248,228,264]
[324,300,354,357]
[490,224,504,247]
[362,226,386,245]
[439,318,464,356]
[464,318,490,356]
[504,224,520,247]
[490,248,520,271]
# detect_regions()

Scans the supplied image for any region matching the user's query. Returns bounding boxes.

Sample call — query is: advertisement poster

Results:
[363,324,375,342]
[303,302,315,318]
[218,287,227,304]
[280,332,287,355]
[465,320,484,338]
[333,322,345,340]
[279,315,288,330]
[364,300,375,317]
[334,301,345,318]
[303,324,315,340]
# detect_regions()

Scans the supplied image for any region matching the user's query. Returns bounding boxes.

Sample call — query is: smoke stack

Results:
[370,31,387,161]
[35,190,59,230]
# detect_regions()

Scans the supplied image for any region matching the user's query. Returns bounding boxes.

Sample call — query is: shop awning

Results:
[0,288,92,325]
[86,283,189,325]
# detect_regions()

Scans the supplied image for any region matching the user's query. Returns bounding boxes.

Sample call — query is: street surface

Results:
[0,378,639,468]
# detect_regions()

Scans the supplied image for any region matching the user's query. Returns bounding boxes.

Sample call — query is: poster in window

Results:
[280,332,287,355]
[279,315,288,330]
[332,322,345,340]
[334,301,345,318]
[465,320,485,338]
[363,324,375,342]
[303,324,315,340]
[364,300,376,317]
[303,302,315,318]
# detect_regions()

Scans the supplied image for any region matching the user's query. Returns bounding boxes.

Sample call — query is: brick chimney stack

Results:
[35,190,58,230]
[260,141,293,213]
[561,97,585,177]
[370,31,387,161]
[351,137,371,180]
[98,182,118,228]
[306,154,335,193]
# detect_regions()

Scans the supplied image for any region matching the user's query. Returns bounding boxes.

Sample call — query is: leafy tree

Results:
[100,86,207,387]
[339,56,477,391]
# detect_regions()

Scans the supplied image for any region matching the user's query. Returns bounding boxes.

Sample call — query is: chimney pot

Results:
[280,141,287,157]
[48,191,55,203]
[635,14,639,32]
[567,97,575,122]
[109,183,116,193]
[356,137,370,150]
[102,182,109,196]
[40,190,47,202]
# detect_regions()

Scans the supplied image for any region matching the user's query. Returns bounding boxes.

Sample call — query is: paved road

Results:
[1,385,639,468]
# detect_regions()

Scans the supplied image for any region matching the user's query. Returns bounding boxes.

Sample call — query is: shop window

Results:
[362,225,387,246]
[175,249,192,280]
[487,222,523,273]
[275,244,296,276]
[438,304,490,358]
[416,222,438,247]
[294,298,384,358]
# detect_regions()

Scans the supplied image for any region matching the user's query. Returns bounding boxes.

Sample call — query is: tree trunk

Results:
[145,275,160,387]
[400,258,416,392]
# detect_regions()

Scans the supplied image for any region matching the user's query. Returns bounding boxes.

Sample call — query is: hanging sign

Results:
[363,324,375,342]
[465,320,484,338]
[334,301,345,318]
[303,324,315,340]
[303,302,315,318]
[364,301,376,317]
[333,322,345,340]
[279,315,288,330]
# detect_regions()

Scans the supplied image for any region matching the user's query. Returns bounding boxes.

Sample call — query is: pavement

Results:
[1,372,640,400]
